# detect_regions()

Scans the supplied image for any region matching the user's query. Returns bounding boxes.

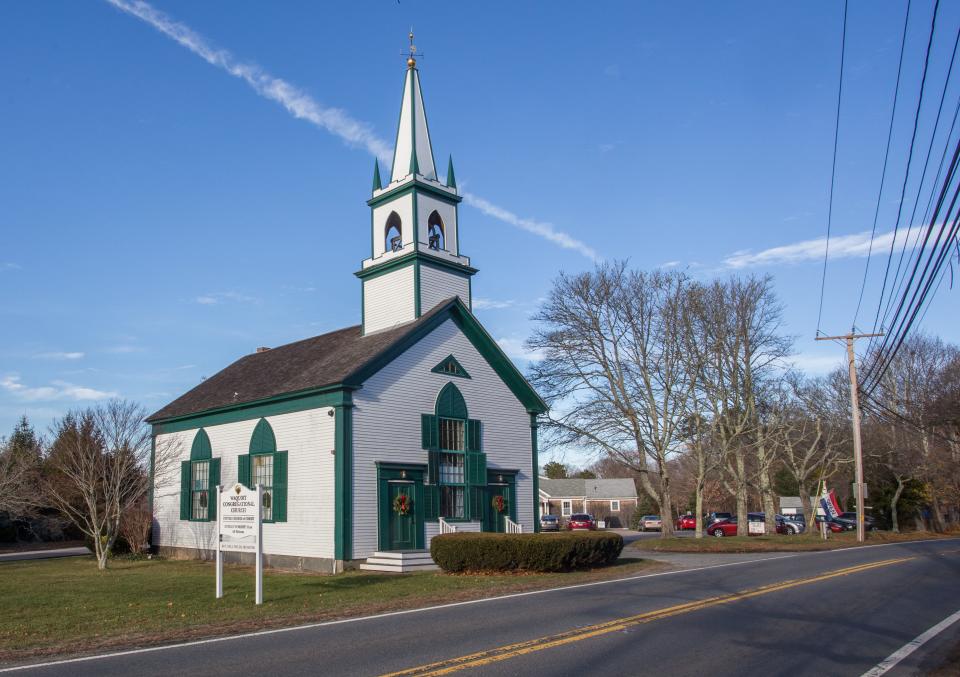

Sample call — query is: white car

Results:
[639,515,662,532]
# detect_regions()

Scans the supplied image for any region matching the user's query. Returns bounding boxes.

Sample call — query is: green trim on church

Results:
[367,180,461,209]
[354,250,478,282]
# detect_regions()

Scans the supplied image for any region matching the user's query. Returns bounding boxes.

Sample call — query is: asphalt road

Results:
[6,538,960,677]
[0,547,89,563]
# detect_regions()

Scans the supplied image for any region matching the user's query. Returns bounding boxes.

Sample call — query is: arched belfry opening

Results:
[385,211,403,253]
[427,210,445,251]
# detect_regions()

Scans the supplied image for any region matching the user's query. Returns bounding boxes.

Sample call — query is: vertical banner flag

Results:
[819,485,841,520]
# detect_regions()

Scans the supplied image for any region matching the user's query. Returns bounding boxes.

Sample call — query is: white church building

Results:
[147,55,547,574]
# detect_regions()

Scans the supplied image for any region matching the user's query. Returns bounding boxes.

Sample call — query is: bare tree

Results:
[44,400,174,569]
[686,276,790,535]
[773,373,849,527]
[529,263,698,537]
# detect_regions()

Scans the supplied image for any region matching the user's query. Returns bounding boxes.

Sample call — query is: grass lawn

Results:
[0,554,658,663]
[633,530,960,554]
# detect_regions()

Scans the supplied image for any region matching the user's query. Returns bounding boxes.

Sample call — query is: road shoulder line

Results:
[860,607,960,677]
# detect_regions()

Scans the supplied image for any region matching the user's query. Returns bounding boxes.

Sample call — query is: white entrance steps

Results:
[359,550,439,573]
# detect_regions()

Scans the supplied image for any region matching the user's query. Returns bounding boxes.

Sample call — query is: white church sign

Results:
[216,483,263,604]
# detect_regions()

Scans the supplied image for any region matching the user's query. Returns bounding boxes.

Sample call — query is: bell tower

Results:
[357,34,476,335]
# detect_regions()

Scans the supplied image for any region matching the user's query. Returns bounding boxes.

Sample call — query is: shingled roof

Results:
[539,478,638,499]
[147,298,547,423]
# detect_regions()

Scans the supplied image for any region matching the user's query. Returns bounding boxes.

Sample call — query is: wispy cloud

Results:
[724,225,930,269]
[1,375,117,402]
[0,262,21,271]
[106,0,599,261]
[105,0,391,163]
[195,291,259,305]
[660,261,681,269]
[35,351,85,360]
[496,337,546,362]
[463,193,599,261]
[598,143,616,153]
[473,297,515,310]
[105,345,145,354]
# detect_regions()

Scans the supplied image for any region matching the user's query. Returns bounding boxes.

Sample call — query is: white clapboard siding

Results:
[364,265,416,334]
[153,408,336,559]
[420,265,470,312]
[352,318,535,559]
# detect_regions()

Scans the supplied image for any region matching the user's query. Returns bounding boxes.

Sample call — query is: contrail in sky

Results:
[104,0,599,261]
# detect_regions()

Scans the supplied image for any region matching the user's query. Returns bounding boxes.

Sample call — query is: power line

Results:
[880,18,960,331]
[854,0,913,329]
[817,0,850,336]
[871,0,943,340]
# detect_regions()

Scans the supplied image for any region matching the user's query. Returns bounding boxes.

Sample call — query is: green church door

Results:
[484,479,516,533]
[387,482,416,550]
[485,484,506,533]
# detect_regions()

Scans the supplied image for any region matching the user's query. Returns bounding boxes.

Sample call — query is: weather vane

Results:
[404,29,423,69]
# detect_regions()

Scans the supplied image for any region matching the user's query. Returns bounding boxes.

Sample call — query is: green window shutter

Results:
[466,450,486,487]
[273,451,288,522]
[180,460,192,520]
[424,484,439,520]
[238,453,251,487]
[428,449,440,485]
[469,486,485,522]
[207,458,221,522]
[421,414,438,449]
[467,419,482,452]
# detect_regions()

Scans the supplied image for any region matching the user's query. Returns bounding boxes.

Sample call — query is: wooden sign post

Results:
[216,483,264,604]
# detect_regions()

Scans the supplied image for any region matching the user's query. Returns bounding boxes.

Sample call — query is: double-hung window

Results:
[191,460,210,520]
[610,500,620,512]
[253,453,274,521]
[562,500,572,517]
[438,417,466,519]
[180,429,219,522]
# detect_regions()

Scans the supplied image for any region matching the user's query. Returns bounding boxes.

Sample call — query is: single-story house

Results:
[779,496,826,517]
[539,478,638,527]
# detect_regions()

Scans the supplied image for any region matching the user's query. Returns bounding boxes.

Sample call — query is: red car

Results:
[706,514,790,537]
[567,513,595,530]
[675,515,696,530]
[706,517,739,537]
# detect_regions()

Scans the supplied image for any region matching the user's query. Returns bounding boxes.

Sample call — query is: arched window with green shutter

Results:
[179,429,220,522]
[236,418,287,523]
[420,383,485,522]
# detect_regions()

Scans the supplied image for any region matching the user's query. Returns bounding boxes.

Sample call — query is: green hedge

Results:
[430,531,624,573]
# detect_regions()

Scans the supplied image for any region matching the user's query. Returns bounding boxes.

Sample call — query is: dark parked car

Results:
[706,512,733,525]
[815,516,856,532]
[567,514,595,530]
[839,512,876,529]
[540,514,560,532]
[675,515,696,530]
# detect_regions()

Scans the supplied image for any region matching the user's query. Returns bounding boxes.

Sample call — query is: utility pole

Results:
[815,332,883,542]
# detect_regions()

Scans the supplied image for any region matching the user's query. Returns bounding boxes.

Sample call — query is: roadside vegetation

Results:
[431,532,623,573]
[632,530,960,554]
[0,554,658,663]
[529,262,960,537]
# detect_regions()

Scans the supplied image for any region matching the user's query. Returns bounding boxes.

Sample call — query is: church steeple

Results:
[357,37,475,336]
[390,59,437,183]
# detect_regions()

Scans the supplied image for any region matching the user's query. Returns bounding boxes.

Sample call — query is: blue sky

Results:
[2,1,959,444]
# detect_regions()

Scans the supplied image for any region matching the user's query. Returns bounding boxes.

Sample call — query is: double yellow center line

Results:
[382,556,914,676]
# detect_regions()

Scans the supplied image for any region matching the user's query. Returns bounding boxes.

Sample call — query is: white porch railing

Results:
[504,517,523,534]
[439,517,458,534]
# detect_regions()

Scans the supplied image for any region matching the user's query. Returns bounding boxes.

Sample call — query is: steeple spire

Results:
[390,32,437,183]
[372,159,382,191]
[446,155,456,188]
